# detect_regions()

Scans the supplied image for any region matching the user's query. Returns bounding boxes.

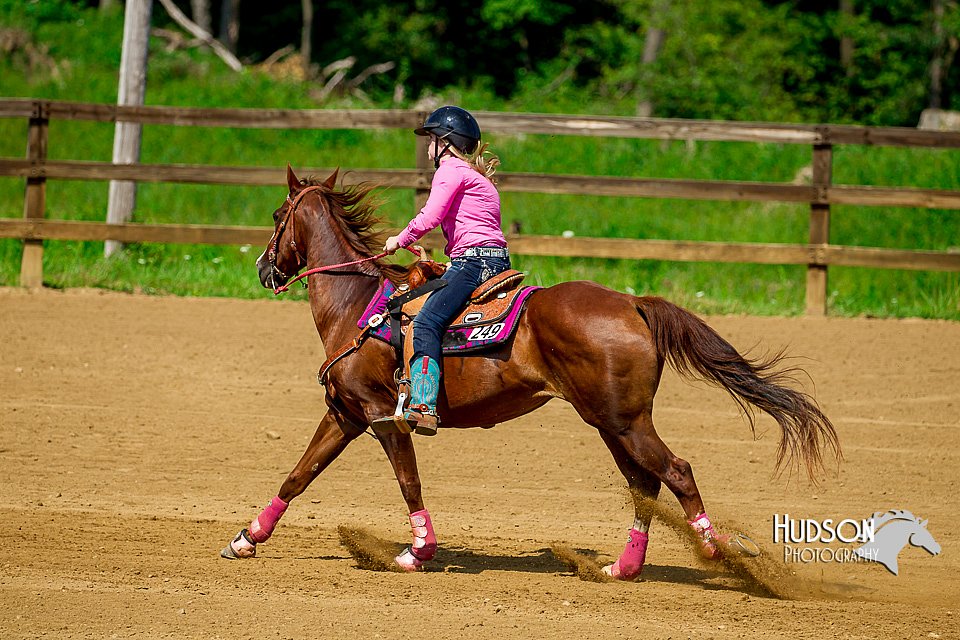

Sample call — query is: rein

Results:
[269,184,419,295]
[273,252,389,295]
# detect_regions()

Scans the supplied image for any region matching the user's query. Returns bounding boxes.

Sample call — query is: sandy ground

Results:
[1,287,958,639]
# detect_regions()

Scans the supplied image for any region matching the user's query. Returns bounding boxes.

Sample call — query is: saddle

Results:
[359,264,539,353]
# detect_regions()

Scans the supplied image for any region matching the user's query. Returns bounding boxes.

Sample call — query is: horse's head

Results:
[256,165,338,289]
[908,519,941,556]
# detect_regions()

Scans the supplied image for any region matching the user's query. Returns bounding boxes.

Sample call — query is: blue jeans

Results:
[412,255,511,364]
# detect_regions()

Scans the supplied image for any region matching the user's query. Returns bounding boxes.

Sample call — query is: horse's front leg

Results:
[220,409,364,559]
[376,430,437,572]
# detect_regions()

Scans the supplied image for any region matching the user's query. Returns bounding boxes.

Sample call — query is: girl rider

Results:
[383,106,510,436]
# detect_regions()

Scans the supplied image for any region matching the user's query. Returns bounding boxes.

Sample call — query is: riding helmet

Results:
[414,106,481,154]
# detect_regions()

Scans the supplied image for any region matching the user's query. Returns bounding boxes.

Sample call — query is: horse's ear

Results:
[286,164,302,194]
[323,168,339,190]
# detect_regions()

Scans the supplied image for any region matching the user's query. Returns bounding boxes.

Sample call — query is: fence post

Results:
[20,101,49,288]
[414,110,430,213]
[412,110,438,255]
[806,141,832,316]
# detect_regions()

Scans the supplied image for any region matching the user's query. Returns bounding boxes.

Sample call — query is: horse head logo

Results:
[854,510,941,575]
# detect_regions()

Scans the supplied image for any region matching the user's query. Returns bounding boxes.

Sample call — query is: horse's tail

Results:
[635,296,841,482]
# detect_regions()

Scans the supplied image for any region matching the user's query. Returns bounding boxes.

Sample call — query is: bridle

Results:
[266,185,320,286]
[266,184,419,295]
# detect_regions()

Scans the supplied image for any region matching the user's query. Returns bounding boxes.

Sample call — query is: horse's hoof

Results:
[602,560,642,581]
[395,547,425,572]
[220,529,257,560]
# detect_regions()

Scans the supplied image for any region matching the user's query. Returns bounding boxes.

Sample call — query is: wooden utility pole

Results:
[106,0,153,257]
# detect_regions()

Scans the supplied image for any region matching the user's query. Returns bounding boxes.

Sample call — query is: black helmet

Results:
[415,106,481,154]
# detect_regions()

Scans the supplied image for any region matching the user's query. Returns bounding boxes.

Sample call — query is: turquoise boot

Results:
[405,356,441,436]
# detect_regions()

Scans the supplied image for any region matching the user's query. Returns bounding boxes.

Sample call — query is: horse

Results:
[220,165,840,578]
[854,510,941,575]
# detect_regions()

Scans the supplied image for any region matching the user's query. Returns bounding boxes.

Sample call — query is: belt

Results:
[459,246,509,258]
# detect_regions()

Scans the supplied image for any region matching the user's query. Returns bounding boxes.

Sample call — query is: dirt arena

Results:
[2,287,957,639]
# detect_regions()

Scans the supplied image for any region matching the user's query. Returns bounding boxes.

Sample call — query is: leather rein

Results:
[267,185,417,295]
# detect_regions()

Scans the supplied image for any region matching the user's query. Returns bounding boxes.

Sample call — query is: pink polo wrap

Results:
[248,495,288,543]
[688,512,726,559]
[607,528,648,580]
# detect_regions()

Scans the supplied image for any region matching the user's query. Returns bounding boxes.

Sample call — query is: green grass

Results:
[0,2,958,319]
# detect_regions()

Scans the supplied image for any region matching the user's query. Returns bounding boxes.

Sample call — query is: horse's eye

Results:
[272,210,279,223]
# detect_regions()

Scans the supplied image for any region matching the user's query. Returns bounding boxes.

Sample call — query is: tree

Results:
[301,0,312,77]
[933,0,944,109]
[219,0,239,55]
[636,0,669,117]
[840,0,854,76]
[191,0,212,34]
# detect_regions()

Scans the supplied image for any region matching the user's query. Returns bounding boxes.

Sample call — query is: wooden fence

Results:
[1,98,959,315]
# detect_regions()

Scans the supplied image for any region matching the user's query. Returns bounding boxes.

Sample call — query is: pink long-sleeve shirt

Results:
[396,156,506,258]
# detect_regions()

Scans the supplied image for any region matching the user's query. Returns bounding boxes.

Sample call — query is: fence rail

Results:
[2,98,959,315]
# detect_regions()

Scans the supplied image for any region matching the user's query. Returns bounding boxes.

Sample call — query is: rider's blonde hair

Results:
[446,141,500,184]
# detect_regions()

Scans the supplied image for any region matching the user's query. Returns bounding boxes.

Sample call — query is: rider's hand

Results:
[383,235,402,255]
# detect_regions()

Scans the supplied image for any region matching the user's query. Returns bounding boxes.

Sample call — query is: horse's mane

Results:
[870,509,918,528]
[301,175,411,285]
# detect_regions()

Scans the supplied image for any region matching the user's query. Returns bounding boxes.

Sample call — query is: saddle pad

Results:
[358,279,541,355]
[358,279,397,343]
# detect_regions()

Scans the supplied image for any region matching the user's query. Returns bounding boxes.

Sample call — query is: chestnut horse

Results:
[221,166,839,578]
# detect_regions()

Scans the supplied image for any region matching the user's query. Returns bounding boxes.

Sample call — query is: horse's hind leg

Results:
[609,414,726,561]
[578,399,724,572]
[220,409,364,559]
[376,430,437,572]
[597,430,661,579]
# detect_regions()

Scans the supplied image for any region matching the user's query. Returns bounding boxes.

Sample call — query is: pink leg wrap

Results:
[407,509,437,561]
[605,528,648,580]
[248,495,288,544]
[688,512,727,559]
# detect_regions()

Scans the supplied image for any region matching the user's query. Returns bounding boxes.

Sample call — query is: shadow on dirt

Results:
[339,523,776,597]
